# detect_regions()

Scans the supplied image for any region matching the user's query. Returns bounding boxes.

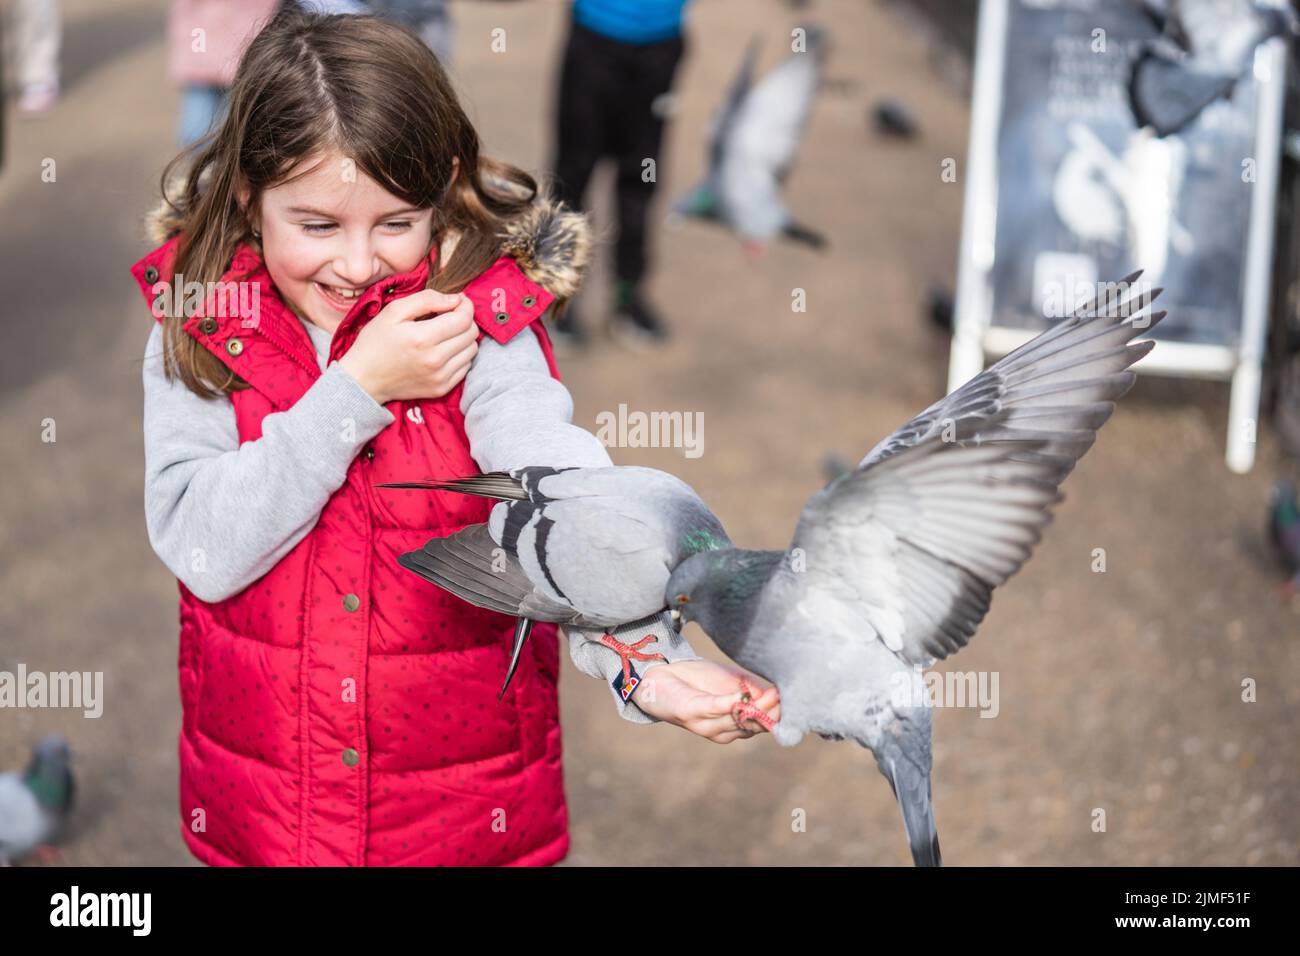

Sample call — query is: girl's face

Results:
[245,148,448,334]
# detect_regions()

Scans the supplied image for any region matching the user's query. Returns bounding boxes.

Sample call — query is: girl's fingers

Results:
[691,715,750,743]
[435,347,477,389]
[426,325,480,366]
[383,288,461,323]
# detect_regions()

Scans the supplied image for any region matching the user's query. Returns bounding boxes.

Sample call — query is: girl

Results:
[133,7,777,866]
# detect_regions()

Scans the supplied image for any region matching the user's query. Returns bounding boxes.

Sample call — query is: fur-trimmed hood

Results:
[143,178,592,301]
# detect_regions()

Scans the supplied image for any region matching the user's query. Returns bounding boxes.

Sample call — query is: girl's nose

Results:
[334,235,379,287]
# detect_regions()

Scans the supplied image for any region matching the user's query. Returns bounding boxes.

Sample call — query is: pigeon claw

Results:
[599,633,667,685]
[31,844,62,863]
[731,677,776,734]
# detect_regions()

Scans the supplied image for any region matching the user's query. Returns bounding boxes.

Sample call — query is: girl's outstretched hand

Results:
[631,659,781,744]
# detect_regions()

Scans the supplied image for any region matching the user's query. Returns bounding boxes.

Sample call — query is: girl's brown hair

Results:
[153,6,542,398]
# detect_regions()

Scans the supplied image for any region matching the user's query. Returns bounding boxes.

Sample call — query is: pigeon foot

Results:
[731,677,777,733]
[599,633,667,684]
[31,844,62,863]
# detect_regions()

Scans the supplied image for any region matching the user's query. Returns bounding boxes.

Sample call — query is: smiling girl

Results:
[132,7,776,867]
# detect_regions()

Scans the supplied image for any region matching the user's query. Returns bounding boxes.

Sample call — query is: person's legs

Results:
[550,19,616,347]
[608,30,685,347]
[177,85,228,147]
[417,15,454,66]
[552,20,610,220]
[13,0,61,115]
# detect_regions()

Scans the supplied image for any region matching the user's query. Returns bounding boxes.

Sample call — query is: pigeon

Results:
[1269,480,1300,594]
[665,274,1164,865]
[376,467,731,696]
[926,281,954,332]
[872,97,919,139]
[821,451,854,486]
[1129,0,1297,136]
[0,736,75,865]
[671,28,828,252]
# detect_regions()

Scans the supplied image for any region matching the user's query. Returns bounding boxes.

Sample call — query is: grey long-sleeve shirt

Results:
[141,311,699,723]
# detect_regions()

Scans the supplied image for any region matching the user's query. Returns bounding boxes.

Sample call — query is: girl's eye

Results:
[301,222,411,234]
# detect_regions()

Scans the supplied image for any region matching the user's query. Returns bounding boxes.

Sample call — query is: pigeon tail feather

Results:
[870,731,941,867]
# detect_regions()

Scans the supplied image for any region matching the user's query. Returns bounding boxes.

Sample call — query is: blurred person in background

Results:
[8,0,61,116]
[170,0,280,145]
[171,1,454,148]
[297,0,455,63]
[548,0,689,352]
[360,0,454,64]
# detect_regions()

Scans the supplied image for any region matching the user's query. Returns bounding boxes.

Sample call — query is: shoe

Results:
[548,309,589,357]
[17,82,59,117]
[607,293,670,352]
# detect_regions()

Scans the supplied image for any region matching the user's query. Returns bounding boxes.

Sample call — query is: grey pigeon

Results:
[1269,480,1300,594]
[377,466,730,695]
[1130,0,1296,136]
[0,736,74,865]
[666,274,1165,865]
[672,27,828,250]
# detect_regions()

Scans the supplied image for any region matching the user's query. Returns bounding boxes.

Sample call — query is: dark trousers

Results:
[552,17,686,288]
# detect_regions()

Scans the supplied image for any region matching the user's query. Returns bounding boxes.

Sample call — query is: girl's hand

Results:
[631,660,781,744]
[338,289,479,405]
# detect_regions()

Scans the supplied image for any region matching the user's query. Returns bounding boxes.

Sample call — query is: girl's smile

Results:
[314,280,374,313]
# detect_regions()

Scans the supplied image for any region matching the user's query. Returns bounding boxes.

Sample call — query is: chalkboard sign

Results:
[950,0,1290,472]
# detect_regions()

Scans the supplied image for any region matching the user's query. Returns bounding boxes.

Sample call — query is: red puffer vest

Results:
[131,218,580,866]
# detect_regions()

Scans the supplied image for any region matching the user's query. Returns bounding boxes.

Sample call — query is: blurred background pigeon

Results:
[379,466,730,695]
[1269,480,1300,594]
[671,26,828,253]
[926,280,954,331]
[872,96,919,139]
[666,276,1163,865]
[821,450,854,486]
[1129,0,1297,136]
[0,735,74,865]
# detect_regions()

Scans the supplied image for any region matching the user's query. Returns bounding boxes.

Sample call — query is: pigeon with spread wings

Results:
[666,273,1163,865]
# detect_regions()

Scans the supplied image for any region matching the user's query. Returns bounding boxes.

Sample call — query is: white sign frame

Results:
[948,0,1289,473]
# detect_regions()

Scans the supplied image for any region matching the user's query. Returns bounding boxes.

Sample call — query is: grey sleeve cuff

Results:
[564,612,702,724]
[316,360,398,440]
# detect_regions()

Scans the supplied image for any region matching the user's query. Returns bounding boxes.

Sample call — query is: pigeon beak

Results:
[669,608,683,633]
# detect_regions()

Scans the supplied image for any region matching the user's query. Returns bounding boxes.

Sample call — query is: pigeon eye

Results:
[676,594,689,604]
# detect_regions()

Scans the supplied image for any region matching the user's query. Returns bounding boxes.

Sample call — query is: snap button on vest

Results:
[341,748,360,767]
[343,593,360,612]
[226,338,244,356]
[199,317,218,335]
[144,265,159,283]
[494,312,509,324]
[365,445,375,461]
[522,295,536,307]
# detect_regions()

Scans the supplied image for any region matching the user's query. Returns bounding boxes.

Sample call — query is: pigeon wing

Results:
[726,36,824,190]
[789,275,1164,667]
[397,523,600,627]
